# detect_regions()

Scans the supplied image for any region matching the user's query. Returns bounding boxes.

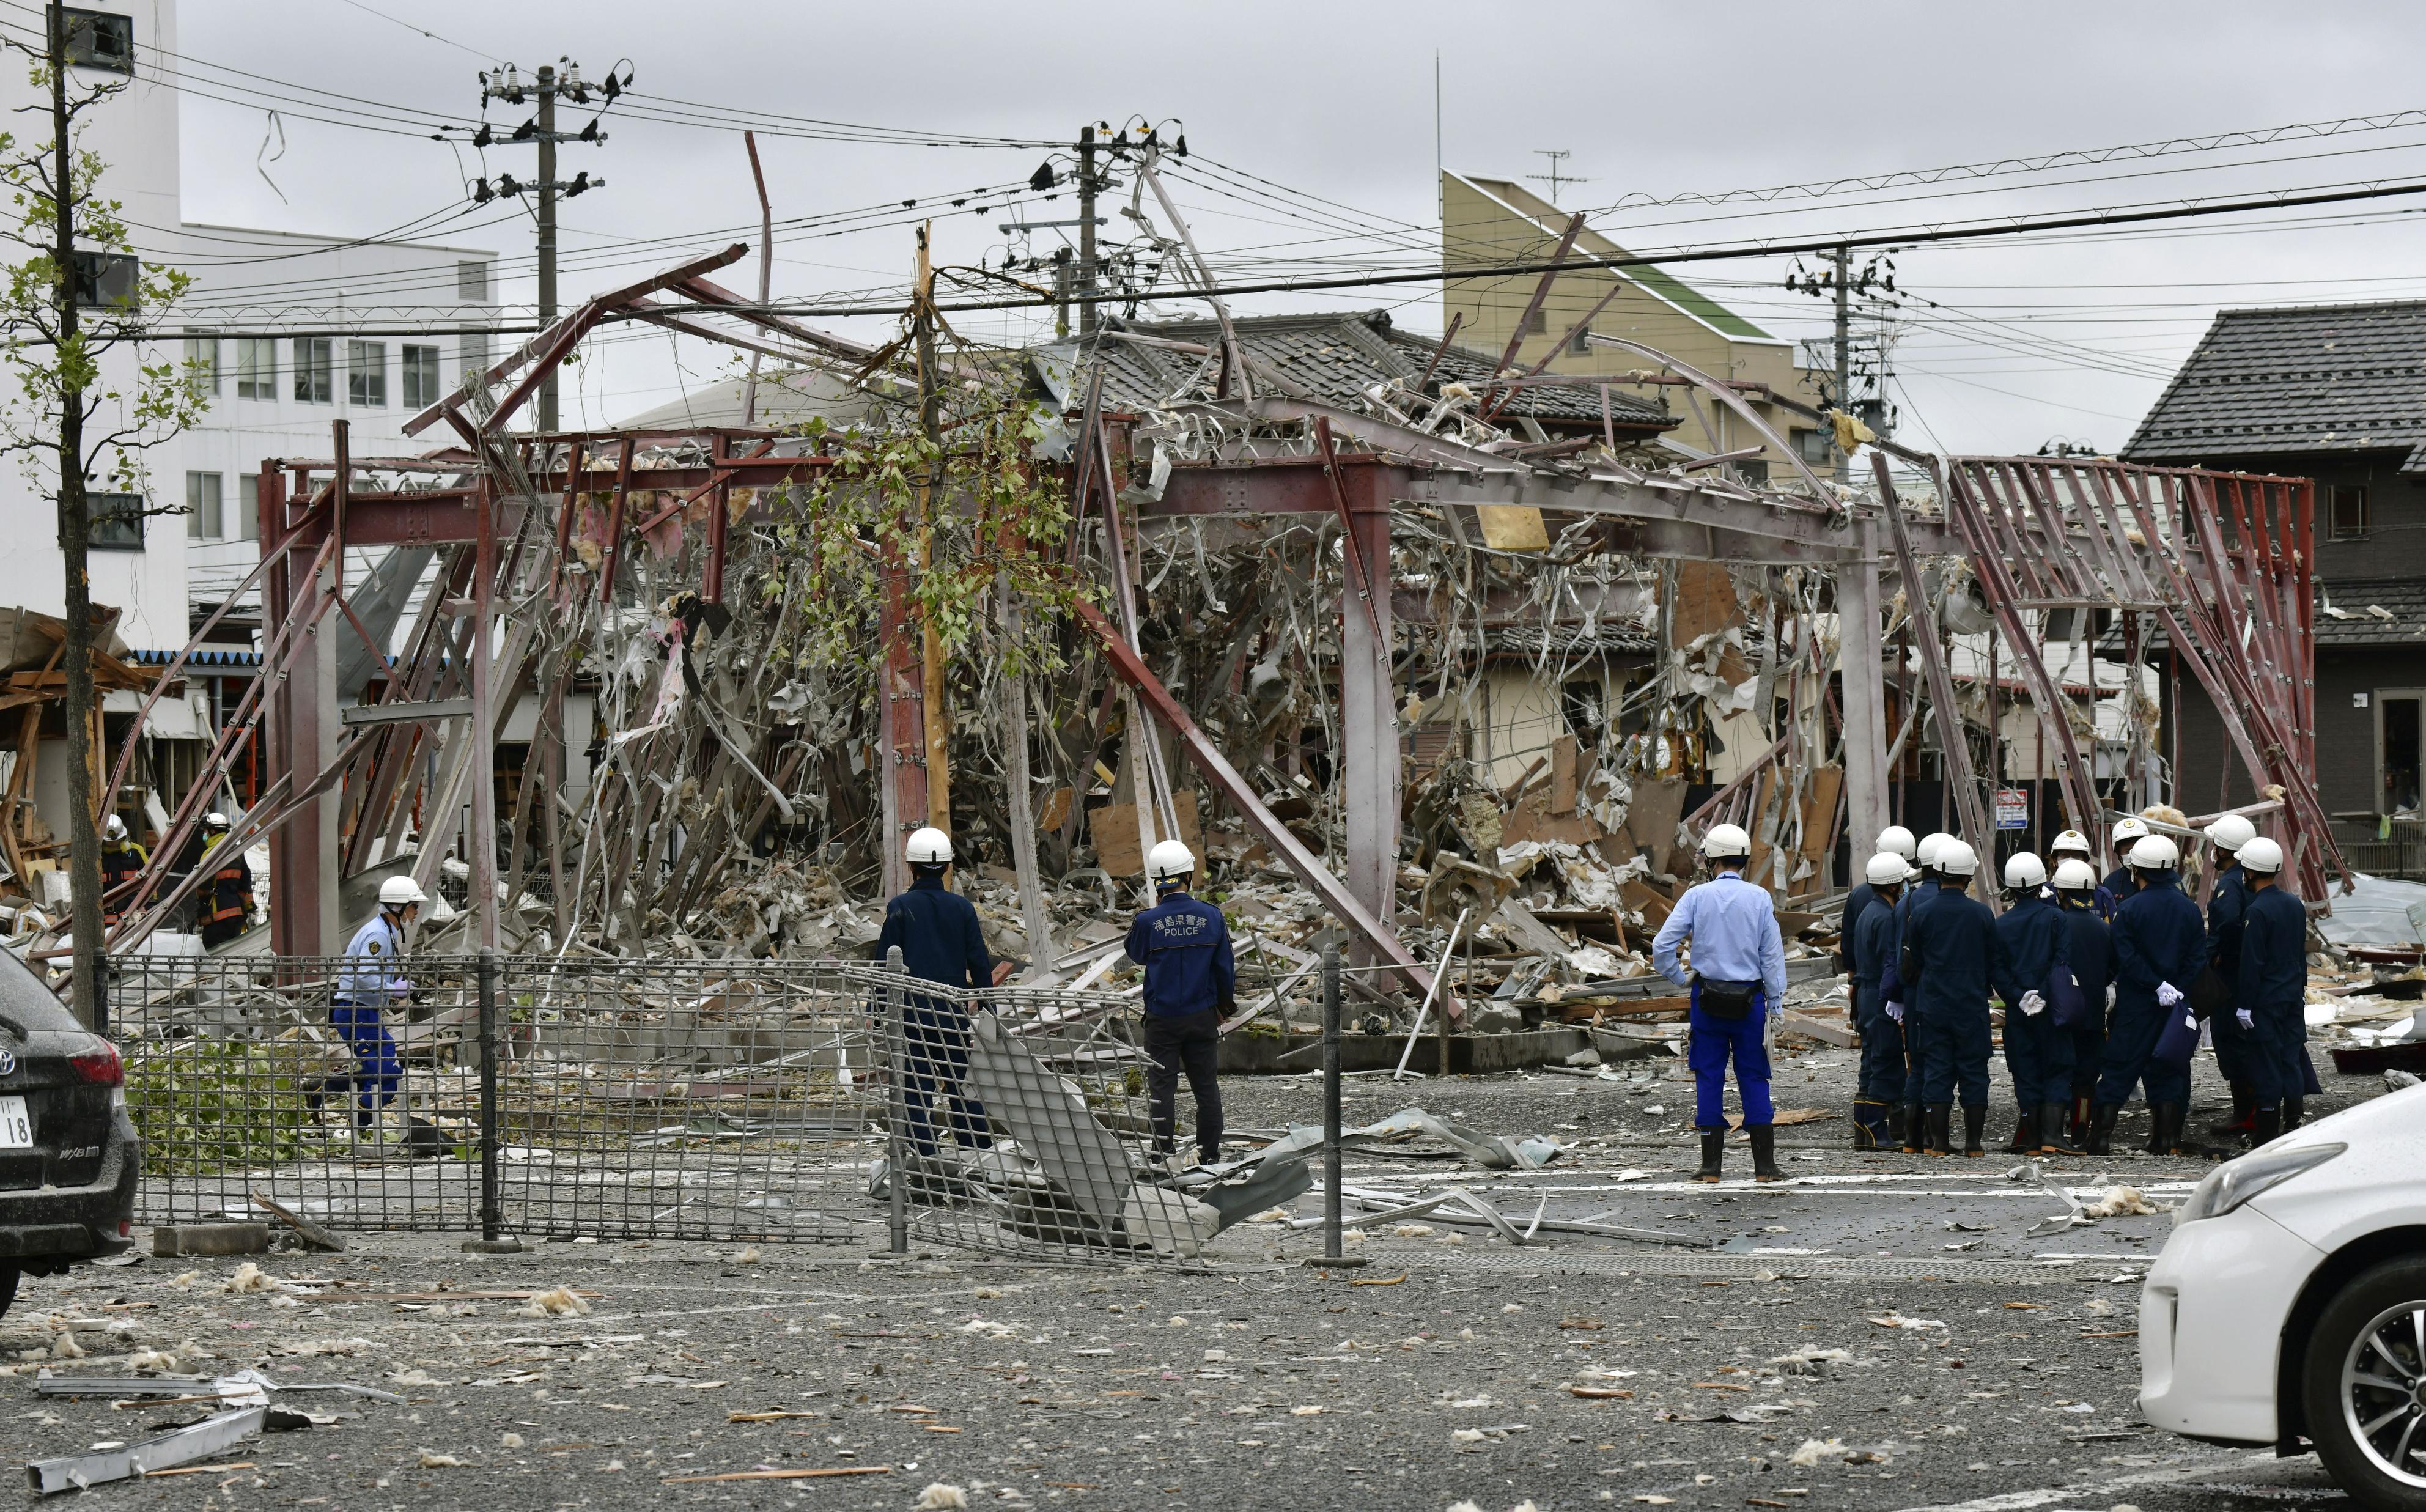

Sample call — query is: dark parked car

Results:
[0,951,138,1318]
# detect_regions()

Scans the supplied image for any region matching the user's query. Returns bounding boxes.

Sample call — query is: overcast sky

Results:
[176,0,2426,455]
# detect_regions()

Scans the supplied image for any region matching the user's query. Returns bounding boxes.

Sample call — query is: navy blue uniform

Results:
[1893,878,1942,1102]
[1849,890,1906,1130]
[2100,865,2136,911]
[1126,893,1236,1162]
[1837,881,1883,975]
[2097,872,2208,1107]
[1991,893,2073,1107]
[2204,863,2252,1083]
[1901,887,1996,1107]
[2238,884,2310,1104]
[876,876,995,1157]
[2059,899,2114,1104]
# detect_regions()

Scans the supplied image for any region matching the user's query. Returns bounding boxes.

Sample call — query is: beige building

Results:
[1440,172,1828,481]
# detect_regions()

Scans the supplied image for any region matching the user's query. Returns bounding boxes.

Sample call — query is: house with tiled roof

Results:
[2122,300,2426,843]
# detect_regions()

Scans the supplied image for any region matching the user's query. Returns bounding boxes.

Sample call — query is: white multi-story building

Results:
[0,0,500,652]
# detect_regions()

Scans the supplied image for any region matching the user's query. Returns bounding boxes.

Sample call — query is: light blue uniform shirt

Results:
[1653,871,1789,1009]
[338,913,410,1007]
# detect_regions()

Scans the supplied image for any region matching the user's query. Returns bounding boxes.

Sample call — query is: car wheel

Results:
[0,1266,15,1321]
[2304,1256,2426,1511]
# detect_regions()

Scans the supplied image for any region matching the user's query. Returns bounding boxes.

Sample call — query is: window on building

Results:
[60,8,133,72]
[2384,695,2422,815]
[237,474,259,540]
[185,471,221,539]
[2331,484,2371,540]
[1568,325,1594,355]
[400,344,441,408]
[1525,305,1549,336]
[71,251,138,311]
[235,337,276,400]
[347,340,386,407]
[459,331,492,380]
[292,337,332,404]
[86,491,142,550]
[457,260,490,301]
[1796,427,1832,465]
[183,334,219,394]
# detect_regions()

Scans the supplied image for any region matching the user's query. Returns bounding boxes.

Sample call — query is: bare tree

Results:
[0,8,208,1025]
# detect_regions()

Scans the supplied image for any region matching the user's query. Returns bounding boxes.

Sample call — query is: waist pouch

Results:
[2046,967,2087,1029]
[1697,978,1759,1020]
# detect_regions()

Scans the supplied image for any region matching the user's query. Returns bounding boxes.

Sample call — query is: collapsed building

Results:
[79,152,2347,1067]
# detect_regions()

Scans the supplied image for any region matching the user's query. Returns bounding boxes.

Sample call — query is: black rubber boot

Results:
[2282,1097,2305,1133]
[1852,1100,1882,1150]
[1695,1130,1724,1182]
[1924,1103,1953,1157]
[1900,1102,1926,1155]
[1961,1105,1987,1157]
[2147,1101,2186,1157]
[2004,1109,2038,1154]
[1887,1103,1908,1148]
[1749,1124,1782,1182]
[2251,1106,2282,1146]
[2039,1102,2082,1156]
[2208,1082,2255,1137]
[2085,1102,2120,1156]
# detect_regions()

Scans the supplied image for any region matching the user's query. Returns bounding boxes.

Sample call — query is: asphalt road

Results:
[0,1040,2386,1511]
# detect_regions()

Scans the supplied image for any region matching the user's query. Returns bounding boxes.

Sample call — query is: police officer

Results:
[1892,832,1952,1152]
[1838,825,1917,977]
[1991,852,2073,1155]
[2088,833,2207,1156]
[1900,838,1996,1156]
[1849,851,1911,1150]
[1124,840,1235,1169]
[2048,829,2119,919]
[198,813,254,950]
[1653,824,1788,1183]
[2201,813,2258,1138]
[2102,815,2150,907]
[322,876,426,1140]
[2052,857,2113,1148]
[2233,837,2309,1144]
[875,827,1012,1167]
[99,816,147,928]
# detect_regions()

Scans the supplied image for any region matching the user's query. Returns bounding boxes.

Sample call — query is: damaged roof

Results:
[2316,577,2426,645]
[2121,300,2426,473]
[1031,309,1678,430]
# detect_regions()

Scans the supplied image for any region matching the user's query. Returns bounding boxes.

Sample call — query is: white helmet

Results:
[378,876,429,907]
[906,827,953,867]
[1876,825,1918,860]
[1935,838,1980,877]
[2003,851,2047,890]
[2111,815,2150,847]
[1864,851,1912,887]
[2208,813,2256,854]
[205,811,230,830]
[1702,822,1752,861]
[2052,858,2099,892]
[2238,836,2285,875]
[2129,833,2180,870]
[103,814,127,841]
[1916,832,1953,869]
[2049,828,2092,858]
[1146,838,1196,887]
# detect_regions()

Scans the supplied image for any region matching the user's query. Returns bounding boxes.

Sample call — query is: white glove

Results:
[1884,1001,1904,1025]
[2156,981,2185,1008]
[2018,990,2046,1018]
[2236,1007,2254,1031]
[2106,984,2118,1009]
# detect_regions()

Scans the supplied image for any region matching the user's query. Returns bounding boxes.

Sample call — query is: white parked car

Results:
[2140,1081,2426,1510]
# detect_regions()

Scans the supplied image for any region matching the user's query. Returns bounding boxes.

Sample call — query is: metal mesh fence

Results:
[107,952,1205,1265]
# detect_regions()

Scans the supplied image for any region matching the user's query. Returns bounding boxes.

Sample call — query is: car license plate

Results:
[0,1096,29,1149]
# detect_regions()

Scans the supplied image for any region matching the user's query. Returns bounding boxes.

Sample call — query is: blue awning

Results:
[128,648,262,668]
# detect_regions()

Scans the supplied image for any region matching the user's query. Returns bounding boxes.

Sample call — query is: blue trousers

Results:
[2002,1006,2076,1107]
[330,1002,401,1126]
[2096,992,2191,1105]
[1687,993,1772,1129]
[2207,980,2251,1081]
[1915,1003,1992,1108]
[2068,1007,2106,1101]
[902,1004,992,1157]
[1853,989,1906,1103]
[2244,1000,2309,1104]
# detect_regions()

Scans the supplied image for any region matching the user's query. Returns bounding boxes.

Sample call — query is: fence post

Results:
[477,947,501,1243]
[885,944,909,1256]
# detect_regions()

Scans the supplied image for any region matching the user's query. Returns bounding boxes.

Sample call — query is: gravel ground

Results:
[0,1037,2386,1511]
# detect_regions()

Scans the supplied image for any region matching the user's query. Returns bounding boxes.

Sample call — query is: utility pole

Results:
[46,2,99,1027]
[1077,125,1098,334]
[476,59,619,432]
[1832,243,1852,487]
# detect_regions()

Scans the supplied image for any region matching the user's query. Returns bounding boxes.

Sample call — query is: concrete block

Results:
[152,1222,270,1257]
